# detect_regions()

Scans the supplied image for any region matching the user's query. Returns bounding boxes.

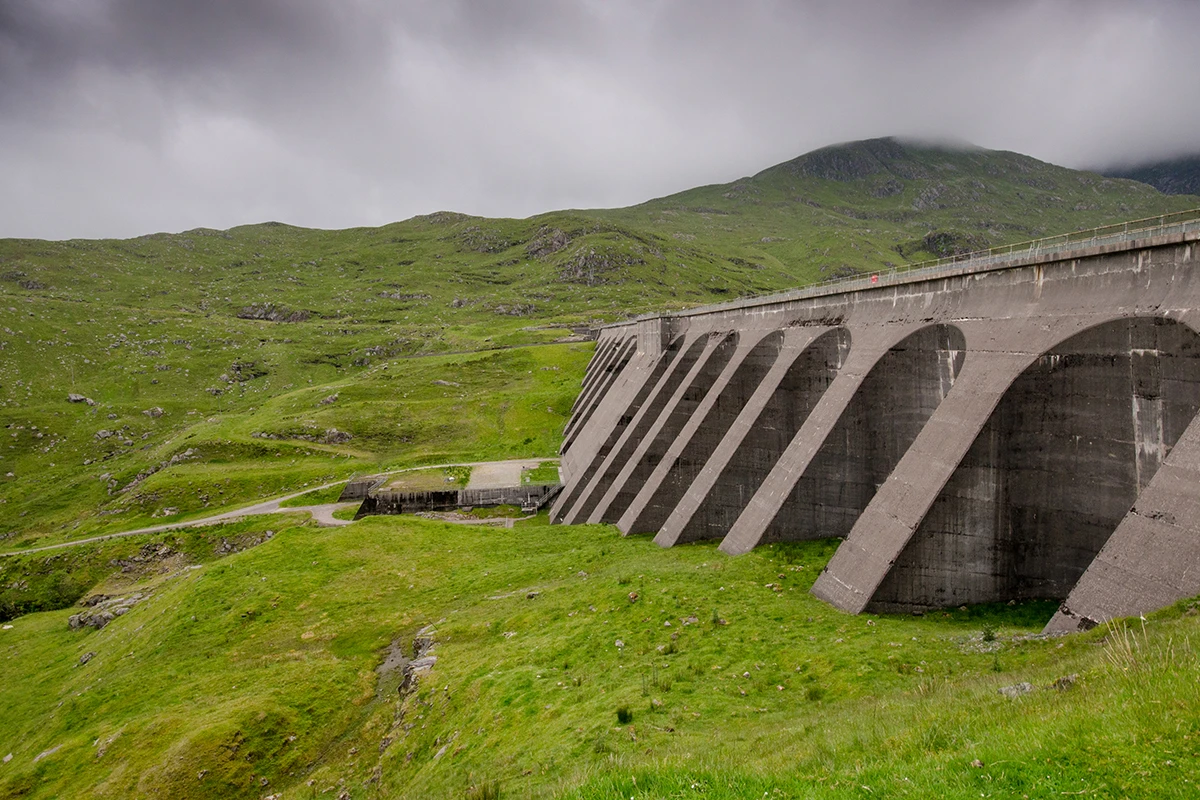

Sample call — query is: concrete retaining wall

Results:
[357,484,560,518]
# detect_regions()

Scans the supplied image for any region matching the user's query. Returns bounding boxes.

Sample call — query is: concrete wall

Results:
[358,484,559,518]
[555,226,1200,632]
[869,317,1200,613]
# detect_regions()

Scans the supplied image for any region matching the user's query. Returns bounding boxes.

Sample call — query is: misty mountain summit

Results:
[1102,154,1200,197]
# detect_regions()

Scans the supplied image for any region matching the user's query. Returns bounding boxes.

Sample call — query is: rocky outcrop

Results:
[236,303,310,323]
[525,227,572,258]
[68,592,148,630]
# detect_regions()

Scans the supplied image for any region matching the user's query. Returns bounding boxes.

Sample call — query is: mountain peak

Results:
[1102,154,1200,197]
[760,136,987,183]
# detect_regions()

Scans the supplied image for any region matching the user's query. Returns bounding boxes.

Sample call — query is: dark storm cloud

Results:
[1,0,1198,239]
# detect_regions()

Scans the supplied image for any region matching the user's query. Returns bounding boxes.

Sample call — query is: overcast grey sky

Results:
[2,0,1198,240]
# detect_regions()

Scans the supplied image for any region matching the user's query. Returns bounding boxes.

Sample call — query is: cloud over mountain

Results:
[1,0,1198,239]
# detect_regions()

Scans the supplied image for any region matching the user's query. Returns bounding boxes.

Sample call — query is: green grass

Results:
[0,517,290,622]
[523,461,561,485]
[1,342,589,552]
[277,484,346,507]
[382,465,472,492]
[0,521,1196,799]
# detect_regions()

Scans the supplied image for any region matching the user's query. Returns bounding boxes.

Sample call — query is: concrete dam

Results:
[552,211,1200,634]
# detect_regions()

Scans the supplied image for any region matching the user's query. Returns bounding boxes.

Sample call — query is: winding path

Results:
[1,458,557,558]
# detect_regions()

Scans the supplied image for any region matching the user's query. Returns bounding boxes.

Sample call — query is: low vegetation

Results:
[384,466,474,492]
[1,519,1196,798]
[522,461,561,485]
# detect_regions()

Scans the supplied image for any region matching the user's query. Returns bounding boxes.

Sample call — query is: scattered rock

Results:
[236,303,309,323]
[525,226,572,258]
[998,682,1034,699]
[399,656,437,695]
[33,745,61,763]
[614,639,625,649]
[67,393,94,405]
[323,428,353,444]
[68,593,148,630]
[970,759,984,768]
[213,529,275,556]
[112,543,178,573]
[492,303,537,317]
[558,247,644,286]
[1052,673,1079,691]
[378,291,431,302]
[117,447,197,494]
[2,753,10,763]
[318,393,339,406]
[526,591,540,600]
[431,379,460,387]
[94,429,113,440]
[78,652,95,666]
[142,407,164,418]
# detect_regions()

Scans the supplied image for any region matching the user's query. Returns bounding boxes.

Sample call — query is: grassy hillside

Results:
[1,519,1196,799]
[597,137,1199,286]
[1,137,1199,797]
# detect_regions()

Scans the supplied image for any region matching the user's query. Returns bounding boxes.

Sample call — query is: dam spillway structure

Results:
[552,210,1200,634]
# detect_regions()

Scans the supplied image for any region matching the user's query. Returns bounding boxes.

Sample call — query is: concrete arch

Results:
[760,323,966,544]
[562,338,636,449]
[573,336,618,408]
[867,316,1200,613]
[590,331,742,524]
[660,326,851,546]
[569,336,620,416]
[557,334,712,524]
[563,339,623,440]
[550,340,682,521]
[620,329,787,535]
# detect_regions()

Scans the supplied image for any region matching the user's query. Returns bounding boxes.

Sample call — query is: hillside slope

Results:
[597,137,1198,285]
[2,137,1199,798]
[2,138,1196,552]
[1103,153,1200,196]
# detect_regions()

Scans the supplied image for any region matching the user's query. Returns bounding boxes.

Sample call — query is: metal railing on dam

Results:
[622,207,1200,323]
